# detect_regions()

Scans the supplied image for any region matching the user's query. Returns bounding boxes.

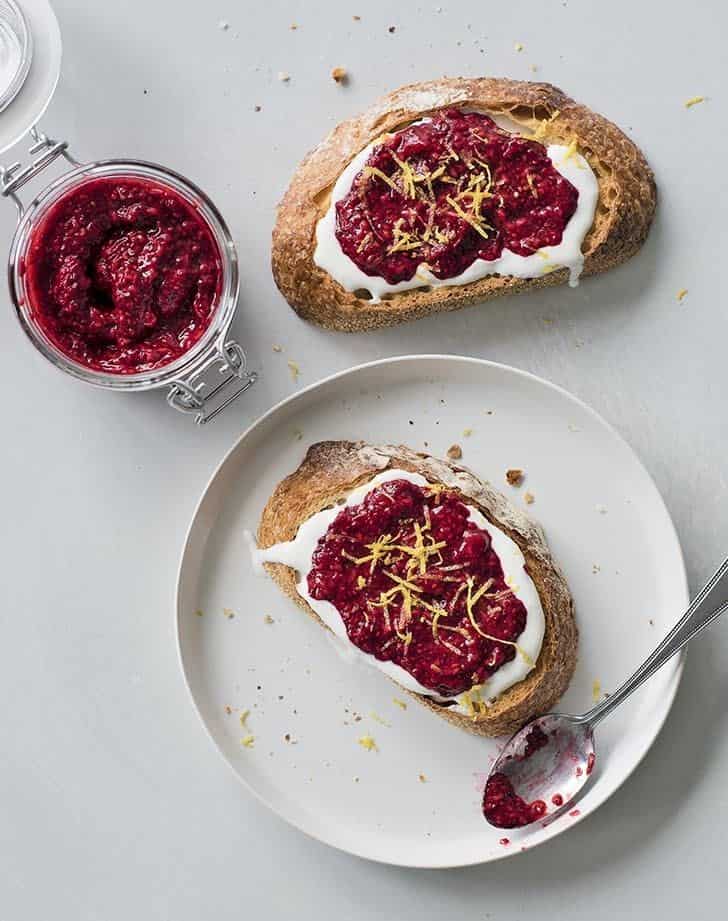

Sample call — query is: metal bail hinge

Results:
[0,126,80,218]
[167,340,257,425]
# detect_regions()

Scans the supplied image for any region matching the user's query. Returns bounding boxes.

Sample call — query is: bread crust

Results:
[272,77,656,332]
[257,441,578,737]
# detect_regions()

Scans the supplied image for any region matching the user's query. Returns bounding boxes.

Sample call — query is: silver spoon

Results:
[483,555,728,829]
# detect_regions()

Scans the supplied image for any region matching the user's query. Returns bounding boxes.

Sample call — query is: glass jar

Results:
[0,1,256,424]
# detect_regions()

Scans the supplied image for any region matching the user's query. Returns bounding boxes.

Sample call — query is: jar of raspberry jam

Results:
[0,1,255,423]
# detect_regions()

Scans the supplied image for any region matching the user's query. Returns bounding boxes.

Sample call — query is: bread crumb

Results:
[506,468,524,486]
[592,679,601,703]
[592,563,601,574]
[223,607,236,619]
[263,614,274,624]
[353,15,361,21]
[447,443,462,459]
[331,66,348,84]
[514,41,524,51]
[218,20,229,31]
[388,25,396,33]
[684,95,706,108]
[278,71,290,82]
[369,711,391,727]
[225,705,232,715]
[529,63,538,72]
[462,428,473,437]
[290,22,298,30]
[254,105,261,112]
[523,491,535,504]
[677,288,688,303]
[393,697,407,710]
[353,775,360,782]
[272,344,283,352]
[194,608,204,617]
[418,773,427,783]
[239,709,250,727]
[287,360,300,380]
[358,734,378,752]
[241,735,255,748]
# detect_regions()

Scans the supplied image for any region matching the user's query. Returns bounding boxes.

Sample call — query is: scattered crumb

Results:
[388,25,396,33]
[529,63,538,72]
[592,679,601,703]
[239,709,250,727]
[592,563,601,574]
[272,344,283,352]
[677,288,688,303]
[194,609,204,617]
[393,697,407,710]
[241,735,255,748]
[506,468,524,487]
[290,22,298,30]
[418,773,428,783]
[353,15,361,21]
[353,775,360,782]
[462,428,473,437]
[284,733,298,744]
[223,607,235,619]
[263,614,274,624]
[447,443,463,460]
[224,705,233,715]
[254,104,261,112]
[596,504,608,514]
[514,41,524,51]
[649,618,655,626]
[485,409,494,415]
[684,95,706,109]
[369,711,391,727]
[358,734,378,752]
[218,20,229,31]
[278,71,291,82]
[287,360,300,380]
[331,66,348,84]
[523,491,535,505]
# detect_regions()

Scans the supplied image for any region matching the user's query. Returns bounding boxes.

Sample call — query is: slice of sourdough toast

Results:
[272,77,656,332]
[257,441,577,737]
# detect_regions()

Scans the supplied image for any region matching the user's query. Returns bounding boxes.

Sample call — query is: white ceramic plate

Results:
[176,355,687,867]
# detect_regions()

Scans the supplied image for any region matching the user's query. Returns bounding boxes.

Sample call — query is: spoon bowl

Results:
[483,714,595,828]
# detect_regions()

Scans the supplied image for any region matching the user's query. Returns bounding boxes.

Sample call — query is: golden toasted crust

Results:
[271,77,656,332]
[257,441,578,737]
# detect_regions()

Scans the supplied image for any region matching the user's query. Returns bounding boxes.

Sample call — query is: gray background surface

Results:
[2,0,727,918]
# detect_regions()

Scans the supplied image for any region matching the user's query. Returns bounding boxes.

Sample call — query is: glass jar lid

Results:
[0,0,61,154]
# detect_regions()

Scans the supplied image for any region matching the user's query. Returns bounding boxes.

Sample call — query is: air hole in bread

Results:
[353,288,373,300]
[380,285,432,301]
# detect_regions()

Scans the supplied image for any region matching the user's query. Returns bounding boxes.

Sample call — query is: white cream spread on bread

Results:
[314,118,599,303]
[250,469,545,713]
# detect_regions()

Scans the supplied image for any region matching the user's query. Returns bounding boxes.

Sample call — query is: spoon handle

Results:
[583,555,728,727]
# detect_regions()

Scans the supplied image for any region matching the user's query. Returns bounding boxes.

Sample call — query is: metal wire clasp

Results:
[0,126,80,218]
[167,340,257,425]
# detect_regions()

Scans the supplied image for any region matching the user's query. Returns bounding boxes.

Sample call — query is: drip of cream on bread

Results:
[249,469,545,714]
[313,118,599,303]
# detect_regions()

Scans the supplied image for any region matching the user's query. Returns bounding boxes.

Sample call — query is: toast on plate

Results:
[255,441,577,737]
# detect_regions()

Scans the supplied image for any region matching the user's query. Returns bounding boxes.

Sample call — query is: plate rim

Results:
[175,353,688,868]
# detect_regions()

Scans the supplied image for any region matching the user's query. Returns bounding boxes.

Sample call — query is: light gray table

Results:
[3,1,727,917]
